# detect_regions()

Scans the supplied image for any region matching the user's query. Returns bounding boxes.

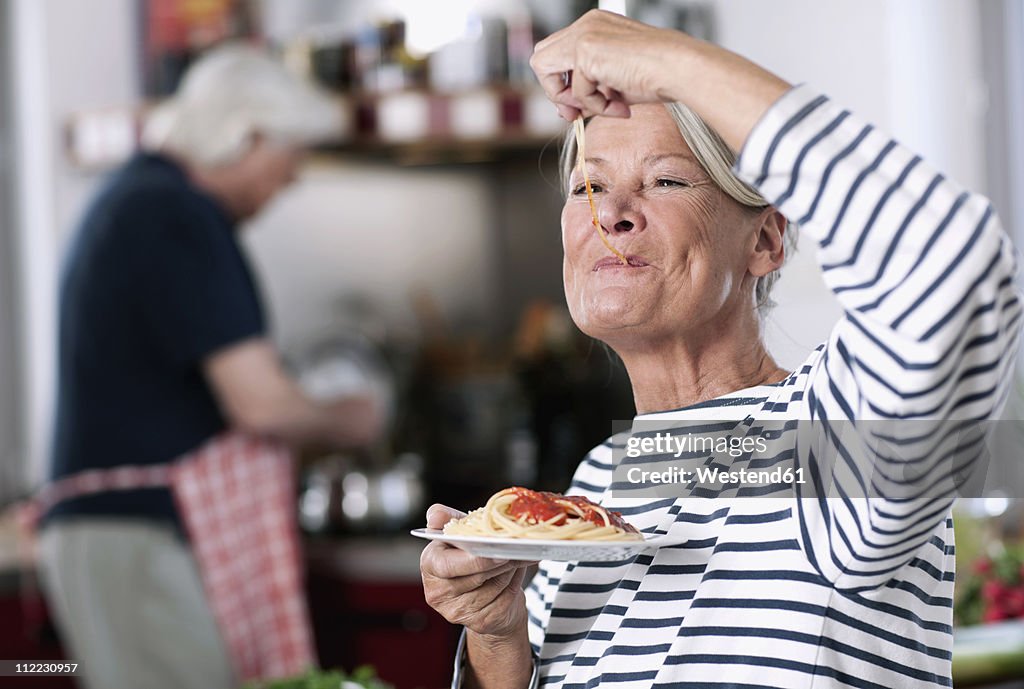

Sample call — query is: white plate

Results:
[410,528,684,562]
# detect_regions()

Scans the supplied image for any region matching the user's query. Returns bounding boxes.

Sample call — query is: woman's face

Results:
[562,105,768,349]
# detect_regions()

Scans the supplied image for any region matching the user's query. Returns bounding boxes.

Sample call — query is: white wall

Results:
[706,0,988,369]
[11,0,139,486]
[242,160,500,353]
[0,3,18,503]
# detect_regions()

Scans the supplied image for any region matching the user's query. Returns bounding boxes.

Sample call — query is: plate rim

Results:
[409,527,672,549]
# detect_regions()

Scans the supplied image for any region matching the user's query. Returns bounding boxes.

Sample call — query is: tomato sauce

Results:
[505,487,638,533]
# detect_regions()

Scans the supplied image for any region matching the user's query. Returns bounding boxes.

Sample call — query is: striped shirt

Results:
[520,85,1022,689]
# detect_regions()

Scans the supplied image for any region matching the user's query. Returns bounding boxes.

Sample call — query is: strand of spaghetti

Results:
[556,497,612,528]
[574,117,628,265]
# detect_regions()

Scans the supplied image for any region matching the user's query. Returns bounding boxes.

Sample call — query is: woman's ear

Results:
[749,208,788,278]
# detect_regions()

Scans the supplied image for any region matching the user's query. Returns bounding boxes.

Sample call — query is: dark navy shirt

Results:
[45,152,266,530]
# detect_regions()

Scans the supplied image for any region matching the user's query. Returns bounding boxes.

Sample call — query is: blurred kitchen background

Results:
[1,0,1023,687]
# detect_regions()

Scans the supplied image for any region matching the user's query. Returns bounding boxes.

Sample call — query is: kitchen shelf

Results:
[65,85,566,170]
[314,132,562,166]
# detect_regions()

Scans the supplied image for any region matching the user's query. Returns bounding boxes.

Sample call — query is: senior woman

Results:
[421,10,1021,689]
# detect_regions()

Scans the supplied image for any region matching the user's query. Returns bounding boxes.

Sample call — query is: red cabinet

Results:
[305,538,460,689]
[0,579,78,689]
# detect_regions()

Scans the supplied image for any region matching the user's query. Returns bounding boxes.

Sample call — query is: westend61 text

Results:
[625,432,768,459]
[626,466,807,486]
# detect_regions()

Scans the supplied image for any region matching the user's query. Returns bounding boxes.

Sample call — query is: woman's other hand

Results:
[420,504,530,638]
[530,9,791,152]
[420,505,535,689]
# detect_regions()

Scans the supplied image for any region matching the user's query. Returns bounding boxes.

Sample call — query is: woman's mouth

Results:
[593,255,650,271]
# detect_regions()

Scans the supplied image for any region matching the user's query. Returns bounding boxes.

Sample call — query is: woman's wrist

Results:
[657,32,791,152]
[652,28,702,104]
[465,623,533,689]
[467,622,531,660]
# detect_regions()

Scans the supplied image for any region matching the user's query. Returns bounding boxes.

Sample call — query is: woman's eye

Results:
[655,178,689,188]
[572,183,603,195]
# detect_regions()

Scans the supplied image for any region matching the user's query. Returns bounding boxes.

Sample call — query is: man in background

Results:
[37,44,381,689]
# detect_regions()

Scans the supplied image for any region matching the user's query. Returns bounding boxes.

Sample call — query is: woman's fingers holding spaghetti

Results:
[529,24,575,109]
[570,69,631,118]
[530,9,685,118]
[555,102,582,121]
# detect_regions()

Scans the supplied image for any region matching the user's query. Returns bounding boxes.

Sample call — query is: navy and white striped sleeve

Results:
[526,563,558,653]
[736,84,1022,589]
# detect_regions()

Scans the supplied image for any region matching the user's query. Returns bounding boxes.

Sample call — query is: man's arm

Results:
[203,337,382,448]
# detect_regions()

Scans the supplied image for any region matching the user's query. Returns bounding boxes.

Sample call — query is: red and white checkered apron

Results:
[26,431,317,683]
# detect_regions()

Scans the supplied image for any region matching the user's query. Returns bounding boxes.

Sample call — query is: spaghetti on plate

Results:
[444,487,642,541]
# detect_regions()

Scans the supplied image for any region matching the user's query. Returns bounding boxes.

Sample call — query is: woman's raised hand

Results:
[529,10,686,121]
[530,9,791,153]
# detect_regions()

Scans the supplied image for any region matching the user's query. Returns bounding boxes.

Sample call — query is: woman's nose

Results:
[597,192,645,234]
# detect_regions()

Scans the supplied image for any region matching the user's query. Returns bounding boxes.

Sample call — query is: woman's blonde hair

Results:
[559,103,794,313]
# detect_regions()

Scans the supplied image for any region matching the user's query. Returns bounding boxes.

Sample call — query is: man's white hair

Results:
[141,42,340,166]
